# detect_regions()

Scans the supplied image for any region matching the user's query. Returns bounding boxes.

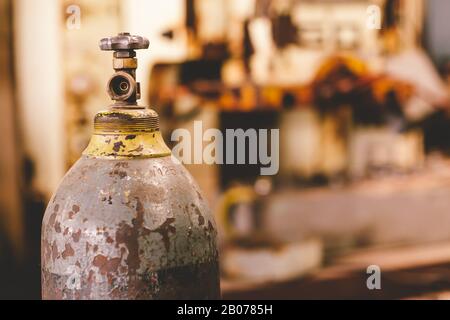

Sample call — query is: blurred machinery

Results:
[145,0,435,287]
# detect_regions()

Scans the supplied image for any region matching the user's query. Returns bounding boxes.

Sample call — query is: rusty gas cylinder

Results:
[41,33,220,300]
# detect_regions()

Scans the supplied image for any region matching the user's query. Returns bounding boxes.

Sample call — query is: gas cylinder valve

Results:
[100,32,149,104]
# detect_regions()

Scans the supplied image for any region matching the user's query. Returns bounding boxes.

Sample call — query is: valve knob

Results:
[99,32,149,51]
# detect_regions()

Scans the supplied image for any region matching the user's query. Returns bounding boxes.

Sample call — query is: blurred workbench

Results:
[221,241,450,300]
[221,157,450,299]
[263,156,450,250]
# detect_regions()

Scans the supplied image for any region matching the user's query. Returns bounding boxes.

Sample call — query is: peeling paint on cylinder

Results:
[41,156,220,299]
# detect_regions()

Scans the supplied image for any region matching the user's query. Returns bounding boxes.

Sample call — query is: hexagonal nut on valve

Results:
[99,32,149,51]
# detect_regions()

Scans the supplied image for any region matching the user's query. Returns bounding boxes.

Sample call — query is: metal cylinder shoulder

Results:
[41,156,220,300]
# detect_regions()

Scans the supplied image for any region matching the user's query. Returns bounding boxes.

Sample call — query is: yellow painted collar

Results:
[83,107,171,159]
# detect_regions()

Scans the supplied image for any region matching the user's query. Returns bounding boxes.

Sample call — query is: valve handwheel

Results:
[99,32,149,51]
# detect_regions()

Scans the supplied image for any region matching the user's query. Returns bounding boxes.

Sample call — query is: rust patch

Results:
[125,135,136,140]
[205,220,216,242]
[113,141,125,152]
[115,197,150,275]
[51,241,58,262]
[97,111,134,122]
[194,207,205,226]
[207,221,214,232]
[72,230,82,242]
[43,240,52,262]
[48,212,57,228]
[54,222,62,233]
[93,254,122,275]
[198,214,205,226]
[150,218,176,252]
[62,243,75,259]
[68,205,80,219]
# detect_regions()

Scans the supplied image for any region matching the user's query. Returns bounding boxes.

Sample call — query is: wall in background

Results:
[424,0,450,65]
[14,0,65,199]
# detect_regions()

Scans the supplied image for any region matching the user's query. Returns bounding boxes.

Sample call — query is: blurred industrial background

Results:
[3,0,450,299]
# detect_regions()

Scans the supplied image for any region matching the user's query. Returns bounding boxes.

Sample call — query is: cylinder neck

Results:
[83,107,171,159]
